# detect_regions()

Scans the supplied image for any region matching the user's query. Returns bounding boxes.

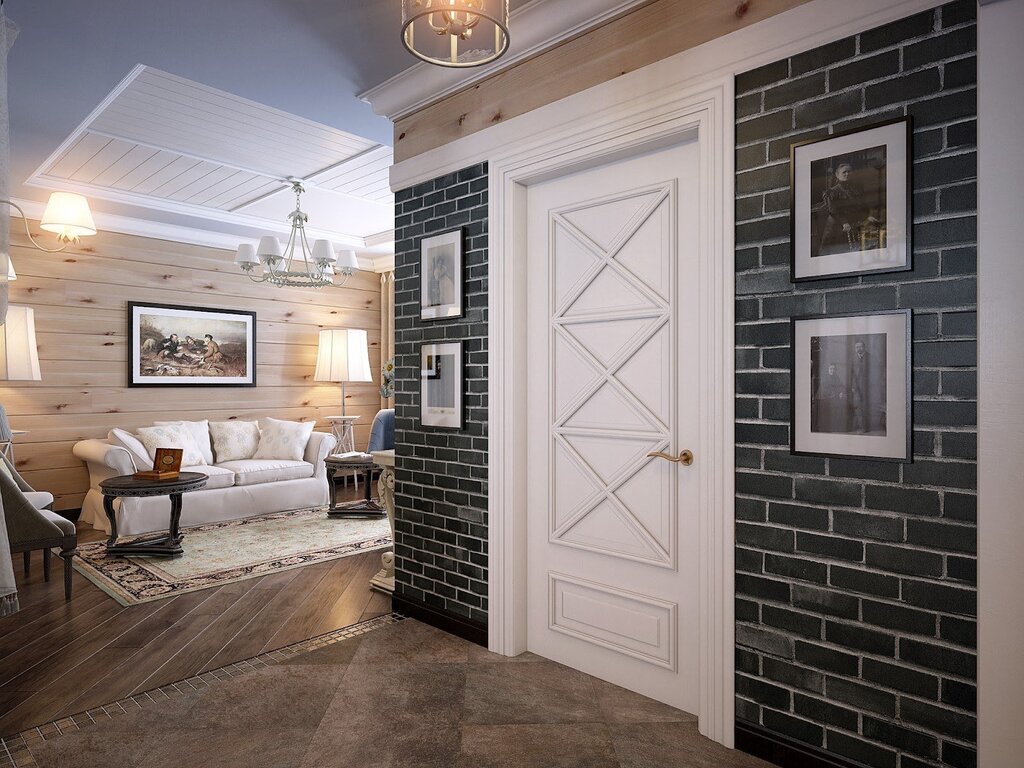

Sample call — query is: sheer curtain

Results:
[0,6,19,617]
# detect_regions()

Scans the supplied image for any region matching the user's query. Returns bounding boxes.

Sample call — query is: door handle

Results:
[647,449,694,466]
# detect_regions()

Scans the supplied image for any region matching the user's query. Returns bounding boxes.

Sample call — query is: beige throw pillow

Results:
[154,420,214,465]
[253,418,315,462]
[135,424,205,468]
[209,421,261,463]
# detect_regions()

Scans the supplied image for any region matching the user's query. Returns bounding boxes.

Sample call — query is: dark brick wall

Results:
[734,3,977,767]
[392,163,489,629]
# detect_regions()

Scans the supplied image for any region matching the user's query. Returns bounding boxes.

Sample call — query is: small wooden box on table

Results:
[99,472,208,557]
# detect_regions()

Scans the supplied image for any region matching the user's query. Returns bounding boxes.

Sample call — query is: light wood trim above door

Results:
[392,0,811,162]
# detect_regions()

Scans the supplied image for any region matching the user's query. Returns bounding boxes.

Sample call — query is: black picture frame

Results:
[790,116,913,282]
[790,309,912,463]
[419,228,465,321]
[127,302,257,388]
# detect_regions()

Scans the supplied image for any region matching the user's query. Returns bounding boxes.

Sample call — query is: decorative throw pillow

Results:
[154,420,214,465]
[253,418,315,462]
[109,428,153,471]
[209,420,261,463]
[135,424,205,468]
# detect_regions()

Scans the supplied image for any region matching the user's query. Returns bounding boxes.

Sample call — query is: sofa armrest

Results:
[73,439,136,486]
[305,431,337,478]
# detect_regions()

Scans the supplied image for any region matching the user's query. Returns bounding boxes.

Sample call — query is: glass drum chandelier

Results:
[401,0,510,68]
[233,181,358,289]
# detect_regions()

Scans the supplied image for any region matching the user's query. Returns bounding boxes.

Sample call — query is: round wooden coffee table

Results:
[100,472,208,557]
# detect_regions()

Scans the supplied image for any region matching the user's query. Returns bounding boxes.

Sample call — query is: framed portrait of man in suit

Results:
[791,310,912,462]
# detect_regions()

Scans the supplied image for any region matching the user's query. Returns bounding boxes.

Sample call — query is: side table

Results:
[369,449,395,594]
[323,416,361,489]
[99,472,208,557]
[324,455,385,516]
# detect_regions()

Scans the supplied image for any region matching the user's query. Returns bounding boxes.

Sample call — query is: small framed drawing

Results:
[421,342,463,429]
[128,302,257,387]
[420,229,463,320]
[791,117,912,281]
[791,310,912,462]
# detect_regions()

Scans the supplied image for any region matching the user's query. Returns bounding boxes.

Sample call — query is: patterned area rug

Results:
[72,506,391,606]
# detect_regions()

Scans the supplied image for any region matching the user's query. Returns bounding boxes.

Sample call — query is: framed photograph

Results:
[791,310,912,462]
[420,342,462,429]
[420,229,463,320]
[791,117,912,281]
[128,302,257,387]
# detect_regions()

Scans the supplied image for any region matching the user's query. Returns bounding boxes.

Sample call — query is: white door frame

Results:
[486,79,736,746]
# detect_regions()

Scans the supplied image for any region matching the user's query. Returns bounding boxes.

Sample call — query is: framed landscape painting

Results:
[128,302,257,387]
[791,310,912,462]
[791,117,912,281]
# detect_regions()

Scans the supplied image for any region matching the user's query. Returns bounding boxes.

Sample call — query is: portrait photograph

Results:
[791,310,911,461]
[791,118,912,281]
[420,342,462,429]
[128,302,257,387]
[420,229,463,320]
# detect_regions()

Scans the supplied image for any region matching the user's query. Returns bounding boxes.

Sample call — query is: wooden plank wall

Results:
[392,0,811,162]
[3,224,383,512]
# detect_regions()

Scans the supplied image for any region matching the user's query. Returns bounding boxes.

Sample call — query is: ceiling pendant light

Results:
[401,0,510,68]
[233,181,359,289]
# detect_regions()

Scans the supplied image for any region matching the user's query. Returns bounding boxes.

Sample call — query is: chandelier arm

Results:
[0,199,69,253]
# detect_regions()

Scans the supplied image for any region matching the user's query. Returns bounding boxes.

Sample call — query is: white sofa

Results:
[73,430,337,536]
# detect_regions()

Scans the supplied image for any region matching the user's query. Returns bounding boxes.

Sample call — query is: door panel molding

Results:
[487,80,735,745]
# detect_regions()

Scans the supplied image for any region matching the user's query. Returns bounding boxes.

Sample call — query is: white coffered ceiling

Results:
[28,66,394,251]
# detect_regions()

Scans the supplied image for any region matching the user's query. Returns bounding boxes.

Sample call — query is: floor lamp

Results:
[314,329,372,453]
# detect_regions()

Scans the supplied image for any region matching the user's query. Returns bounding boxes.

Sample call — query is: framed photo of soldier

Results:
[790,117,912,282]
[419,229,464,321]
[420,342,463,429]
[791,310,912,462]
[128,302,257,387]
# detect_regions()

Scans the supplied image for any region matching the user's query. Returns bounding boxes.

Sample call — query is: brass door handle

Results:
[647,449,694,466]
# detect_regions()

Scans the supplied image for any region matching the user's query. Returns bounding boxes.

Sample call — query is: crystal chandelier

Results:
[401,0,510,68]
[233,181,358,289]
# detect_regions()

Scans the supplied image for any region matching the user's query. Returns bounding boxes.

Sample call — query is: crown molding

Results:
[7,197,394,273]
[358,0,651,121]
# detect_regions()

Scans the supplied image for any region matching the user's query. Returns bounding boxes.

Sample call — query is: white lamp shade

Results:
[39,192,97,239]
[6,259,15,281]
[314,329,372,383]
[257,236,282,262]
[0,306,42,381]
[311,239,335,265]
[234,243,259,266]
[336,249,359,271]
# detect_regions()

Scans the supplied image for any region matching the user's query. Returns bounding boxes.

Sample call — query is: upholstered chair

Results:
[367,409,395,453]
[0,456,77,600]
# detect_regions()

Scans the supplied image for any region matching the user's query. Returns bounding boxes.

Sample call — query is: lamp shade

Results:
[314,329,372,383]
[311,239,335,266]
[0,305,41,381]
[336,249,358,272]
[6,259,15,281]
[39,192,96,240]
[234,243,259,266]
[257,236,282,262]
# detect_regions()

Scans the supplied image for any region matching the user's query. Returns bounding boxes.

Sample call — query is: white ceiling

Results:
[28,66,395,249]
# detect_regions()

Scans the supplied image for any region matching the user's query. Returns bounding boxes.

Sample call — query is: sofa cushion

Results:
[183,464,235,490]
[136,424,206,467]
[24,491,54,510]
[215,459,314,487]
[109,428,152,471]
[155,420,214,466]
[253,418,315,462]
[209,420,260,462]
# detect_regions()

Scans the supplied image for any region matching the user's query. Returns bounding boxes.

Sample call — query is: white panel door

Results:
[526,139,701,713]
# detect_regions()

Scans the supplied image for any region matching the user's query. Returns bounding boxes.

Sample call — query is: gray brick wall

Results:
[734,2,977,766]
[392,163,489,630]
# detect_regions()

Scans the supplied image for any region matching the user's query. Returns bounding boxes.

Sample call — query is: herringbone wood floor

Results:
[0,488,390,737]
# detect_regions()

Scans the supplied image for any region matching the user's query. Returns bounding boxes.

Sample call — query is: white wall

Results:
[977,0,1024,764]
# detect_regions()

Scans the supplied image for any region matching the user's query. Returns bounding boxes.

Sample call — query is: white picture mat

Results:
[421,342,462,428]
[793,120,909,279]
[793,313,908,459]
[420,230,463,319]
[131,305,255,385]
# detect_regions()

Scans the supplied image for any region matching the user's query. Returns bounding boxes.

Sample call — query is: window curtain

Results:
[0,7,18,617]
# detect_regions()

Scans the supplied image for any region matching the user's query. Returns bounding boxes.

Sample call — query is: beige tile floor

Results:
[22,620,774,768]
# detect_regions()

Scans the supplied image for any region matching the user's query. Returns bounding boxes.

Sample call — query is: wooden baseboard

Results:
[392,594,487,647]
[735,722,868,768]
